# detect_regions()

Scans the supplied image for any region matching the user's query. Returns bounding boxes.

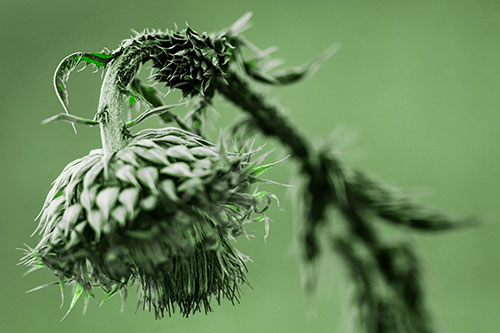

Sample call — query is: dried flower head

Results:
[23,127,275,318]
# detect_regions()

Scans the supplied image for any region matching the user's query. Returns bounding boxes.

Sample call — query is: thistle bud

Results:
[24,127,274,318]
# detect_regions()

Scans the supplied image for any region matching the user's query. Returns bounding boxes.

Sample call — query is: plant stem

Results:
[218,70,435,332]
[97,50,141,156]
[217,71,314,170]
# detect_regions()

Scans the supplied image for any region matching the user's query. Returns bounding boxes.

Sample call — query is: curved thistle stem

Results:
[217,71,314,165]
[96,50,141,156]
[216,69,474,332]
[217,70,473,237]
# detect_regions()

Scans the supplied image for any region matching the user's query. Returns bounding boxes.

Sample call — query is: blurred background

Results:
[1,0,499,332]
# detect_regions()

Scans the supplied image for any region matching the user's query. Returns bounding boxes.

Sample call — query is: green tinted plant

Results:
[22,13,475,332]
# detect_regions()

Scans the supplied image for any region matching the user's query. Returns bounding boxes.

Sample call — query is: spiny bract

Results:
[23,127,273,318]
[109,24,239,99]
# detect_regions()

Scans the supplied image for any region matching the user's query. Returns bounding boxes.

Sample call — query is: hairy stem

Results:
[217,71,314,170]
[218,70,440,332]
[97,50,142,156]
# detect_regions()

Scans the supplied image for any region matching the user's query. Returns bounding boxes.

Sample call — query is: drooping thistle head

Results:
[23,126,276,318]
[19,13,291,319]
[22,12,322,320]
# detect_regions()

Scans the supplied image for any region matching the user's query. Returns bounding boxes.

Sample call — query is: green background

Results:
[1,0,499,332]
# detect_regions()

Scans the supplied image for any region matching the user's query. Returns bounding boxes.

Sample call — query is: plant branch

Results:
[217,71,473,237]
[216,69,472,332]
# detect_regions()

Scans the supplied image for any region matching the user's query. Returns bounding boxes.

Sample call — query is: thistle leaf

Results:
[42,113,99,126]
[224,12,253,36]
[53,52,114,133]
[130,78,163,107]
[126,103,187,128]
[251,155,289,177]
[80,52,114,67]
[245,43,340,85]
[348,170,478,231]
[53,52,83,133]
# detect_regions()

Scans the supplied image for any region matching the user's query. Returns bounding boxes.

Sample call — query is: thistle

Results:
[23,126,274,318]
[23,13,475,331]
[22,15,278,319]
